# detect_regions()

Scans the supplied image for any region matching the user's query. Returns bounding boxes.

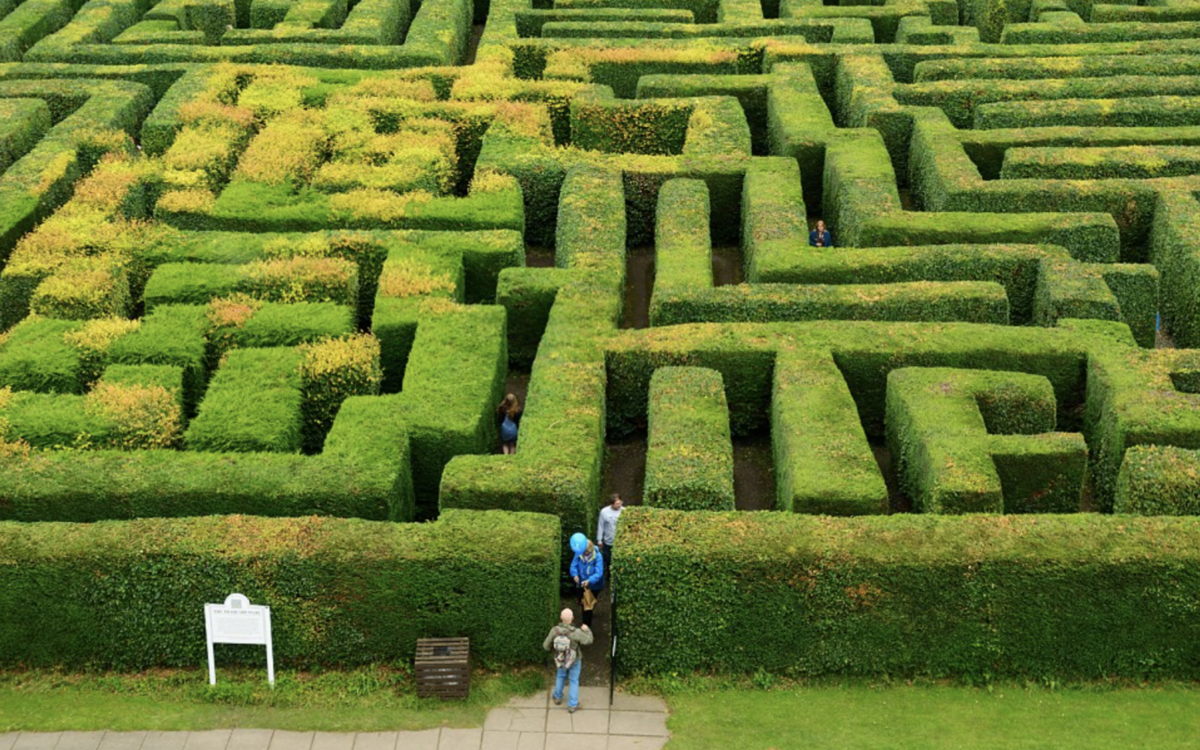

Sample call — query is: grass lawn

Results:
[0,665,544,732]
[662,682,1200,749]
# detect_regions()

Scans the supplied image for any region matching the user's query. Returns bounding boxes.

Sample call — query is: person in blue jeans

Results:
[569,533,605,627]
[544,608,593,713]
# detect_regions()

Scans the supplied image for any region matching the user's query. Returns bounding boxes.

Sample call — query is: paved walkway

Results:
[0,688,669,750]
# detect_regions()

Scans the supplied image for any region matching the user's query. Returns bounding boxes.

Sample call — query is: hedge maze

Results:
[2,0,1200,680]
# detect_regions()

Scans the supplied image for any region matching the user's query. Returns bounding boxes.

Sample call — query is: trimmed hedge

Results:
[206,300,355,370]
[650,178,711,327]
[0,394,415,522]
[441,164,624,571]
[0,510,559,667]
[0,99,51,172]
[606,321,1098,441]
[885,367,1087,514]
[0,317,83,394]
[184,347,304,454]
[496,266,571,369]
[1150,192,1200,348]
[975,96,1200,130]
[774,352,887,515]
[1002,145,1200,181]
[651,281,1011,327]
[143,257,359,314]
[161,177,525,235]
[3,363,184,451]
[0,79,154,304]
[25,0,471,68]
[1116,445,1200,515]
[396,304,507,518]
[751,243,1059,325]
[615,508,1200,678]
[474,87,769,246]
[644,367,735,511]
[1085,346,1200,510]
[299,333,383,453]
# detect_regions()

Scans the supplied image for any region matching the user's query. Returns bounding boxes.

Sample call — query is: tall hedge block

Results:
[0,511,560,668]
[184,347,304,453]
[886,367,1087,514]
[617,508,1200,678]
[1115,445,1200,515]
[773,353,888,515]
[644,367,735,511]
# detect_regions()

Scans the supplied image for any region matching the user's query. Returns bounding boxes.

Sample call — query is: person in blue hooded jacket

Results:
[569,533,605,627]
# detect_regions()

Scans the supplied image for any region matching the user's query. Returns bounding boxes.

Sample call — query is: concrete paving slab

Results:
[394,730,437,750]
[0,733,17,750]
[609,694,666,714]
[310,734,354,750]
[483,709,517,732]
[543,712,572,735]
[435,730,480,750]
[351,733,395,750]
[544,735,604,750]
[506,710,545,735]
[605,738,667,750]
[14,733,60,750]
[97,733,146,750]
[183,731,230,750]
[575,688,609,708]
[57,732,104,750]
[140,733,187,750]
[514,737,543,750]
[479,732,518,750]
[607,713,667,738]
[227,731,273,750]
[267,733,312,750]
[506,693,548,710]
[569,711,609,735]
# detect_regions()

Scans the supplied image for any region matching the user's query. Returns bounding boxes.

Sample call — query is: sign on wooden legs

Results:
[204,593,274,687]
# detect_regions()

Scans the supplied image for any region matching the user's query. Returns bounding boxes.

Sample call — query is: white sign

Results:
[204,593,274,686]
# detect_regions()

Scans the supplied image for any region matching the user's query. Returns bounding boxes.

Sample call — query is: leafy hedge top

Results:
[617,507,1200,564]
[0,509,559,563]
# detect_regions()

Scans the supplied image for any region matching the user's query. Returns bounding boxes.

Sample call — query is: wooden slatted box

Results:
[414,637,470,698]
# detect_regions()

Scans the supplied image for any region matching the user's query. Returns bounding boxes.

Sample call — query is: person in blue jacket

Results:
[808,219,833,248]
[569,533,605,627]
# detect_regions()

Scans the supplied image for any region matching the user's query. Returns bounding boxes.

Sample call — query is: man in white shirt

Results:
[596,493,623,573]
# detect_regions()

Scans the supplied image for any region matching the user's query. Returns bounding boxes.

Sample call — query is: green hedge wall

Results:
[885,367,1087,514]
[1116,445,1200,515]
[615,508,1200,678]
[496,267,570,369]
[773,352,888,515]
[185,347,304,454]
[650,178,711,327]
[440,165,624,571]
[0,510,559,668]
[644,367,735,511]
[0,317,83,394]
[0,395,414,523]
[0,79,154,288]
[0,99,51,171]
[751,243,1054,325]
[650,281,1011,327]
[25,0,471,67]
[1150,192,1200,348]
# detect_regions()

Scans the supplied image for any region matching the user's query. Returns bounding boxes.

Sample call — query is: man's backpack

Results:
[552,626,576,669]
